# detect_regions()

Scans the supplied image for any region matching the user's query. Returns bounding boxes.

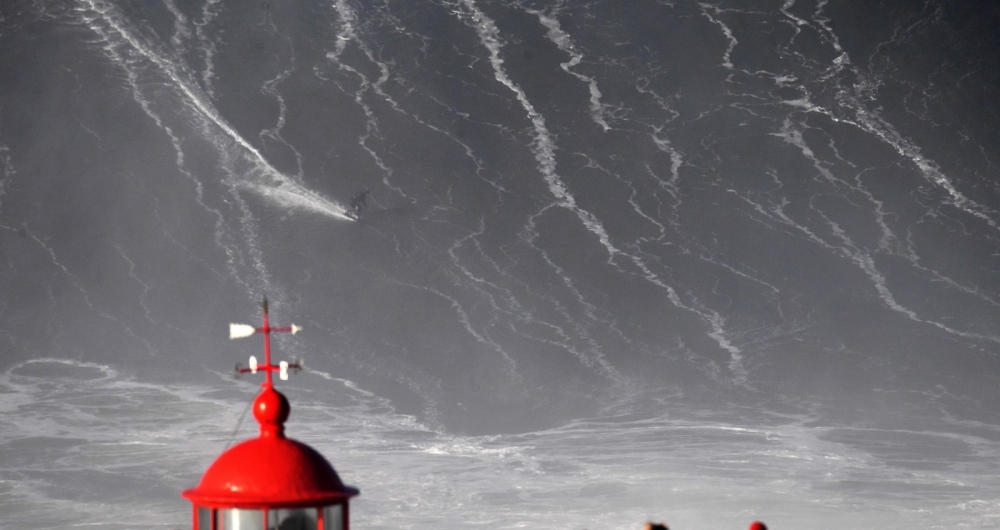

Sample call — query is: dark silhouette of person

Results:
[349,189,370,216]
[644,522,669,530]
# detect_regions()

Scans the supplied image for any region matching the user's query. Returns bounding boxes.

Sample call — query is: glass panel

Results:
[267,508,317,530]
[217,508,265,530]
[322,505,343,530]
[197,506,212,530]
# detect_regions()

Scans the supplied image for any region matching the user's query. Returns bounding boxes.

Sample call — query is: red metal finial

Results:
[252,384,291,438]
[232,296,303,387]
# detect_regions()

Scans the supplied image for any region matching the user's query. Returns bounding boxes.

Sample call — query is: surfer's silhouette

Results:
[348,189,370,219]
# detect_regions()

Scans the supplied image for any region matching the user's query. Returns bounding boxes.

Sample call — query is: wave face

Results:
[1,0,999,528]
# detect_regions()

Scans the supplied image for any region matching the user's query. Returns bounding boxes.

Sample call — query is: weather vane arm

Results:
[230,297,303,385]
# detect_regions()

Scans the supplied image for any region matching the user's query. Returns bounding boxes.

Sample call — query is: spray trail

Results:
[75,0,355,222]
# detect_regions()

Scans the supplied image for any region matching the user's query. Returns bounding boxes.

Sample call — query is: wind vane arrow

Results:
[230,323,301,339]
[231,297,302,383]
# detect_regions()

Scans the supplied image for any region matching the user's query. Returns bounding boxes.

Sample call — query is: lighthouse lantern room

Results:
[183,299,359,530]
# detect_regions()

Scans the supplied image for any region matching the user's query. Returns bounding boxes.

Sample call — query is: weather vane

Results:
[231,296,302,384]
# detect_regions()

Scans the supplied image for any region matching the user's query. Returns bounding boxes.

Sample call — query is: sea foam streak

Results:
[457,0,747,383]
[75,0,355,222]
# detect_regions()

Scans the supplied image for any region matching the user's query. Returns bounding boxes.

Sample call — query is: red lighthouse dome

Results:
[183,299,358,530]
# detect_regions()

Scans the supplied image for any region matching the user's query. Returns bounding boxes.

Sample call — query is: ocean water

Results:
[4,359,1000,529]
[1,0,999,528]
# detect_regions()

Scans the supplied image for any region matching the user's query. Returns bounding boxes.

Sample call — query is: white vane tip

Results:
[249,356,258,374]
[291,324,302,335]
[230,323,256,339]
[279,361,289,381]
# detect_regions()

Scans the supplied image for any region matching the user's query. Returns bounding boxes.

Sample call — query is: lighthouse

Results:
[183,298,359,530]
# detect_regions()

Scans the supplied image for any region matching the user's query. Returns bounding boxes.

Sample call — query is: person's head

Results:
[748,521,768,530]
[643,522,669,530]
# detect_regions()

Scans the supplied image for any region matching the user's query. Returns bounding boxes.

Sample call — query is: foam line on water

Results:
[75,0,355,222]
[327,0,402,199]
[782,0,1000,231]
[161,0,192,50]
[526,7,611,131]
[457,0,748,383]
[699,3,738,73]
[447,218,629,389]
[729,189,1000,346]
[390,278,521,380]
[194,0,223,99]
[258,14,305,181]
[329,0,506,195]
[5,226,159,356]
[79,4,256,290]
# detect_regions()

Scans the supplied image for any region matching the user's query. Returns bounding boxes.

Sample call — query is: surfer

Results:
[349,189,370,218]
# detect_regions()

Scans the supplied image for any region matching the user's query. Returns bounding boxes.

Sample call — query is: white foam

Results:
[161,0,191,50]
[788,0,1000,231]
[194,0,223,99]
[527,8,611,130]
[76,0,354,222]
[457,0,746,383]
[389,278,520,378]
[699,3,738,71]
